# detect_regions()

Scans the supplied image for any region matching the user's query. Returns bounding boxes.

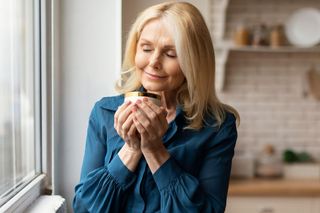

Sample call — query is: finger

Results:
[136,99,160,123]
[133,108,157,136]
[140,99,168,128]
[127,122,137,138]
[121,113,135,135]
[158,106,169,128]
[127,123,141,149]
[117,103,135,128]
[114,101,131,119]
[133,116,148,137]
[114,101,131,128]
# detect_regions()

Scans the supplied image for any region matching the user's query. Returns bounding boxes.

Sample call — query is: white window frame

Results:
[0,0,53,211]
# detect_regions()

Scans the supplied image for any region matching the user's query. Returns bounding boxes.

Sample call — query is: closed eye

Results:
[165,50,177,58]
[141,44,153,52]
[143,48,152,52]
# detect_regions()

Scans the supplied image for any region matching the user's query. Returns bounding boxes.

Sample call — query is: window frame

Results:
[0,0,52,211]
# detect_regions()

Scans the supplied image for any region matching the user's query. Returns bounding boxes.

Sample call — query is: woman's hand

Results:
[114,101,140,152]
[132,98,171,173]
[132,98,168,154]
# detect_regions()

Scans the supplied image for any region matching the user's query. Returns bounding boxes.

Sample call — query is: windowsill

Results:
[0,174,46,212]
[25,195,66,212]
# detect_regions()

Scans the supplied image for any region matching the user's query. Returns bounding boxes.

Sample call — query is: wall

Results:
[55,0,120,211]
[220,52,320,158]
[210,0,320,159]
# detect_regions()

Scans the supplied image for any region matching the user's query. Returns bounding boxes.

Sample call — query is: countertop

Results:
[228,178,320,197]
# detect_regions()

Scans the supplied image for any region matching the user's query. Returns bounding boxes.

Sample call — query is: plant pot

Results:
[283,163,320,179]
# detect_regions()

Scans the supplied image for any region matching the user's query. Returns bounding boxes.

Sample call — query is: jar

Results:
[234,23,250,46]
[270,24,284,48]
[255,144,283,178]
[124,91,161,106]
[252,24,269,46]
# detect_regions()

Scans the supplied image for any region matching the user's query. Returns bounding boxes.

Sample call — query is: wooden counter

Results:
[228,178,320,197]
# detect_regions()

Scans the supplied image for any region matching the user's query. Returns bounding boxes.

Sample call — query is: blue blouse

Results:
[73,94,237,213]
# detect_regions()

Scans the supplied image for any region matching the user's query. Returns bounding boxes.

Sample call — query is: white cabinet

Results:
[226,197,320,213]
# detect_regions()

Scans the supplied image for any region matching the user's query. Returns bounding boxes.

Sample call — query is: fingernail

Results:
[143,97,148,102]
[136,99,142,104]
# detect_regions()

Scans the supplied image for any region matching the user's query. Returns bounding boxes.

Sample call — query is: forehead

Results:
[139,19,174,45]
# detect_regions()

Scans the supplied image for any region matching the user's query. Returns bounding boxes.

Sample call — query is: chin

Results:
[142,82,165,92]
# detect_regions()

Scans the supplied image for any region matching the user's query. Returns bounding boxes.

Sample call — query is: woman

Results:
[73,2,239,213]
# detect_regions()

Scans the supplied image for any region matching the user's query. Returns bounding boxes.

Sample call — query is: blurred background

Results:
[1,0,320,212]
[209,1,320,212]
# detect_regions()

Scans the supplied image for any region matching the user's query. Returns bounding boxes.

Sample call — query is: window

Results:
[0,0,42,207]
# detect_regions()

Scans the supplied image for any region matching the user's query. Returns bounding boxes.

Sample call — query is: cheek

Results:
[176,72,185,86]
[168,62,184,79]
[135,52,147,69]
[169,65,185,86]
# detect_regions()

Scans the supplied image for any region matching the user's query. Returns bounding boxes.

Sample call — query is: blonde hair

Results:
[115,2,239,129]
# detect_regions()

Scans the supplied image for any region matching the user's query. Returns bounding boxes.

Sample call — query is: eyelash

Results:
[165,53,176,58]
[142,49,152,52]
[142,48,176,58]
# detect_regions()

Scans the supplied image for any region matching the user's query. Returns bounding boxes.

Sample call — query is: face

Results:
[135,19,185,94]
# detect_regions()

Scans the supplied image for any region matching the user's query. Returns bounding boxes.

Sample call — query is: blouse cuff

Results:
[107,154,136,190]
[153,157,183,190]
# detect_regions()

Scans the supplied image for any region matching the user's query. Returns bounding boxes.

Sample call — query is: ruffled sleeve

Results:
[73,102,136,213]
[153,113,237,213]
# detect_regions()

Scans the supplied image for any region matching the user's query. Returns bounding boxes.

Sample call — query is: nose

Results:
[149,51,162,70]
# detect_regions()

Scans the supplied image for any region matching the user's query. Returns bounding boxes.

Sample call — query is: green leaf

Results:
[283,149,298,163]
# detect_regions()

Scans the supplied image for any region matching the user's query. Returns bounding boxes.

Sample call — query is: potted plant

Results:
[282,149,320,179]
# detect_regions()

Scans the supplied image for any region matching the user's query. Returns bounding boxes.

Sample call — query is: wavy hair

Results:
[115,2,239,129]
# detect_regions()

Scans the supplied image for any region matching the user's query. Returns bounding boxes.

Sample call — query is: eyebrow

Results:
[139,38,176,49]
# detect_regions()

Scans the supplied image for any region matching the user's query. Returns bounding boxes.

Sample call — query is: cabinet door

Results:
[226,197,313,213]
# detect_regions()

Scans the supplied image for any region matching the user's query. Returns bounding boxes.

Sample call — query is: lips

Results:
[144,71,167,79]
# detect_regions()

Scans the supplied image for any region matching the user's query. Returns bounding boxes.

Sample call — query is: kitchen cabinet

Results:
[226,197,319,213]
[226,179,320,213]
[208,0,320,91]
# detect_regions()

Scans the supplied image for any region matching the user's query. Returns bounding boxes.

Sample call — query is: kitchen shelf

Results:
[229,178,320,197]
[216,40,320,53]
[209,0,320,92]
[214,40,320,91]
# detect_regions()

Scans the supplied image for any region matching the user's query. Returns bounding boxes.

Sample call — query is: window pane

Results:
[0,0,37,205]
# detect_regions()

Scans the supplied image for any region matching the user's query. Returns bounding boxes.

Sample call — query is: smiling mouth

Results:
[144,71,167,79]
